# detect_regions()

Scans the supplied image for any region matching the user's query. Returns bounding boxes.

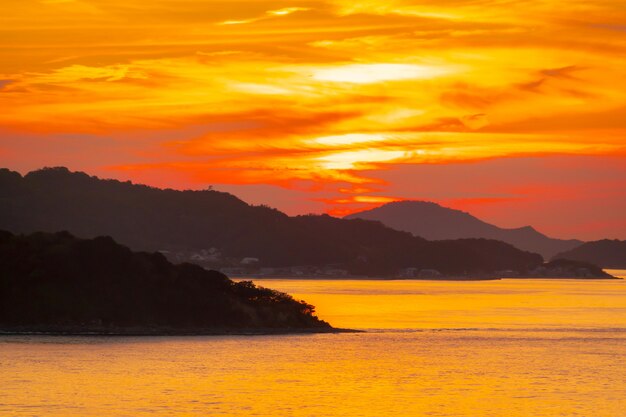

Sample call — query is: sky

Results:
[1,0,626,240]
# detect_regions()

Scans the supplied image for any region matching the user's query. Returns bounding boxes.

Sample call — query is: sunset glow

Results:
[2,0,626,239]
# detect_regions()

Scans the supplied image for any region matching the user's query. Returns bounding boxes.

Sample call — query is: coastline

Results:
[235,275,621,281]
[0,326,361,337]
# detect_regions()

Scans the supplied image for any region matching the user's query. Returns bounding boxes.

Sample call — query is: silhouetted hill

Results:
[345,201,582,259]
[526,259,612,279]
[553,240,626,268]
[0,230,331,333]
[0,167,548,277]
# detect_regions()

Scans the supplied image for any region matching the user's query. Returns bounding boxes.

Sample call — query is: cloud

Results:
[2,0,626,238]
[540,65,583,79]
[0,80,14,90]
[460,113,489,130]
[311,63,456,84]
[219,6,312,25]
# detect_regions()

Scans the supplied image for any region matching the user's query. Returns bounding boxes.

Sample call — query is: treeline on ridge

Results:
[0,167,546,276]
[0,230,329,332]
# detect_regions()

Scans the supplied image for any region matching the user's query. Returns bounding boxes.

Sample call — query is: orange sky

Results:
[1,0,626,239]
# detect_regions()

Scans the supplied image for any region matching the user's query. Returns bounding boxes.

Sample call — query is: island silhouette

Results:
[0,230,332,334]
[0,167,612,279]
[554,239,626,268]
[345,200,582,259]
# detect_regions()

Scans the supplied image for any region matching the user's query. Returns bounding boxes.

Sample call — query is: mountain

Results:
[553,239,626,268]
[0,167,547,277]
[524,258,612,279]
[345,201,582,260]
[0,230,331,334]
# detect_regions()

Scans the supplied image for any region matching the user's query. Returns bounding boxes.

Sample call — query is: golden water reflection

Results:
[2,278,626,417]
[254,278,626,330]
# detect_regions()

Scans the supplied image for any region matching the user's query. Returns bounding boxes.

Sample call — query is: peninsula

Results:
[0,230,333,335]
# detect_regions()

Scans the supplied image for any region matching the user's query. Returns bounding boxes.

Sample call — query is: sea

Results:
[2,271,625,417]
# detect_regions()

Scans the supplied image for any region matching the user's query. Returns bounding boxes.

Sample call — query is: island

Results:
[0,230,334,335]
[0,167,563,277]
[344,200,582,259]
[553,239,626,269]
[0,167,614,280]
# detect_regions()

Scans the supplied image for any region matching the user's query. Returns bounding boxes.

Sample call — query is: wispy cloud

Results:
[220,6,311,25]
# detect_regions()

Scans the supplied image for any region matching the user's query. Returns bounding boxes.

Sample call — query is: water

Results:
[2,278,626,417]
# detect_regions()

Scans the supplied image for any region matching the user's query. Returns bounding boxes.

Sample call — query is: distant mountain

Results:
[0,167,547,277]
[553,239,626,268]
[526,259,612,279]
[345,201,582,260]
[0,230,331,334]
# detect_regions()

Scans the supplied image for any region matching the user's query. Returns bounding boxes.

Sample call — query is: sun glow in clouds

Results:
[311,133,387,146]
[312,63,454,84]
[267,7,310,16]
[318,149,410,170]
[221,6,310,24]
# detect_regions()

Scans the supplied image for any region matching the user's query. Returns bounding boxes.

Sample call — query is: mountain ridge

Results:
[345,200,583,259]
[553,239,626,268]
[0,166,550,277]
